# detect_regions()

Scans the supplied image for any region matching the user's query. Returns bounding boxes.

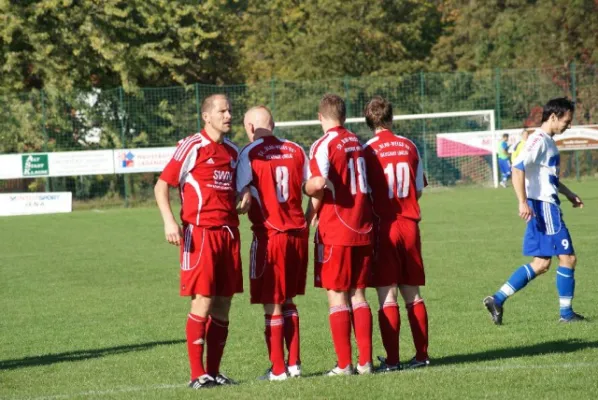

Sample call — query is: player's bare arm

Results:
[154,178,182,246]
[305,196,323,227]
[511,167,532,222]
[236,186,252,214]
[558,182,584,208]
[303,176,335,198]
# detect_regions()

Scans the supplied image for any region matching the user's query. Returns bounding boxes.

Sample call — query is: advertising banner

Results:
[48,150,114,177]
[436,125,598,158]
[113,147,175,174]
[0,192,72,216]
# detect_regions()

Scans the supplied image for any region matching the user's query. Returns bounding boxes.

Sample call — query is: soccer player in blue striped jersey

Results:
[483,97,585,324]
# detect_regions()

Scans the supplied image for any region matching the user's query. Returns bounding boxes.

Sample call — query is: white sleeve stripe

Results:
[364,136,379,149]
[313,133,337,179]
[301,147,310,181]
[310,133,331,159]
[174,134,202,161]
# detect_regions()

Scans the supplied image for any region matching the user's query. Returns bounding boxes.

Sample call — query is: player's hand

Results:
[518,201,533,222]
[566,193,584,208]
[310,215,319,228]
[237,188,251,214]
[164,220,183,246]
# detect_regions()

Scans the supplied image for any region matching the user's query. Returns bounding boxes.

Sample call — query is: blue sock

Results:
[493,264,536,306]
[556,266,575,319]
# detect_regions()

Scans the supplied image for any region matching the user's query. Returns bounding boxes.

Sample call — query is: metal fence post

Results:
[119,87,130,207]
[570,62,580,181]
[344,76,351,117]
[41,89,51,192]
[270,77,276,116]
[495,68,502,130]
[195,83,201,133]
[420,71,428,174]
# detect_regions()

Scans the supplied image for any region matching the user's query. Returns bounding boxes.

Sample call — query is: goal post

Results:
[275,110,498,188]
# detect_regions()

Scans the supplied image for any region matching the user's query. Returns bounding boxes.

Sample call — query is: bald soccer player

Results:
[236,106,310,381]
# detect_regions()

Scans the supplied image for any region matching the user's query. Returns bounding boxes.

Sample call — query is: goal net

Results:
[274,110,498,187]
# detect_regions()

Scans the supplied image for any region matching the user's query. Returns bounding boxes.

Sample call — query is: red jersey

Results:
[160,130,239,228]
[363,130,426,221]
[236,135,308,233]
[309,126,372,246]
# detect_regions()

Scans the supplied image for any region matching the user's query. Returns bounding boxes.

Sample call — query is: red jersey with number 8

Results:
[309,126,372,246]
[236,135,309,233]
[363,130,426,221]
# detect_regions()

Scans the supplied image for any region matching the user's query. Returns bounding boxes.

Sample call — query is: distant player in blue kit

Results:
[484,98,585,324]
[498,133,511,188]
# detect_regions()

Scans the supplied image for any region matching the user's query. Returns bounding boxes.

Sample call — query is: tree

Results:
[429,0,598,71]
[237,0,443,81]
[0,0,243,93]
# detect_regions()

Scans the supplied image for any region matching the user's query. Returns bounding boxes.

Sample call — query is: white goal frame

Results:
[276,110,498,188]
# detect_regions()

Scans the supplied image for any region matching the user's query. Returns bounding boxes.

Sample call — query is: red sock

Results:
[282,304,301,366]
[352,302,372,366]
[206,316,229,376]
[186,313,207,380]
[329,305,352,369]
[378,302,400,365]
[265,314,286,375]
[407,299,428,360]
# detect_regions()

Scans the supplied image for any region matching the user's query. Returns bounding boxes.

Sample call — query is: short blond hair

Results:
[319,94,346,123]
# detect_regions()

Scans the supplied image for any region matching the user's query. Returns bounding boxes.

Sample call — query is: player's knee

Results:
[531,258,551,275]
[399,285,421,304]
[560,254,577,269]
[350,289,367,305]
[210,296,232,320]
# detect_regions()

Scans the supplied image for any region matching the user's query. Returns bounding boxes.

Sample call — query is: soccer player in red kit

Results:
[362,96,429,371]
[154,94,242,389]
[304,94,374,376]
[236,106,309,381]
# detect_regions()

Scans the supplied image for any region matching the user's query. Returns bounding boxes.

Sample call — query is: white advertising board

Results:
[113,147,175,174]
[49,150,114,177]
[0,154,24,179]
[436,125,598,157]
[0,192,72,216]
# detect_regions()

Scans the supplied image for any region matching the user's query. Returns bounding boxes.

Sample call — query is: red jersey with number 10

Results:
[309,126,372,246]
[363,130,426,221]
[159,130,239,228]
[236,135,308,234]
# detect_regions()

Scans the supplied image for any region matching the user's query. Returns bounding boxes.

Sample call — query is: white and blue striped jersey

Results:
[513,130,561,205]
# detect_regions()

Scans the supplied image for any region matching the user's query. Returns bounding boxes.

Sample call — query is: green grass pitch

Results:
[2,179,598,399]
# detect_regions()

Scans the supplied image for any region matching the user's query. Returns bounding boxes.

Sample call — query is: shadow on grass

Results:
[303,338,598,377]
[434,338,598,366]
[0,339,185,370]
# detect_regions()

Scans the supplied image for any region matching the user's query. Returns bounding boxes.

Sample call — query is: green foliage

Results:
[0,0,243,93]
[430,0,598,71]
[238,0,442,81]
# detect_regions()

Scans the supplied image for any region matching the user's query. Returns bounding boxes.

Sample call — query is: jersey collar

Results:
[326,125,344,134]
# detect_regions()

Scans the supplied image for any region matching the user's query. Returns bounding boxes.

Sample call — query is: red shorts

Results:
[371,217,425,287]
[314,243,372,291]
[179,225,243,297]
[250,229,308,304]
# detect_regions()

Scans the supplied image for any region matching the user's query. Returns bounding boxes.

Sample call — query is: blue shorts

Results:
[498,158,511,177]
[523,199,574,257]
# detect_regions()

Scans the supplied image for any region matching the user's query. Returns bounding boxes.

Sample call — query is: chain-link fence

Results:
[1,63,596,207]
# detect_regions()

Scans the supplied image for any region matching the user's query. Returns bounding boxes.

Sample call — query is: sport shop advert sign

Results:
[113,147,175,174]
[0,192,72,216]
